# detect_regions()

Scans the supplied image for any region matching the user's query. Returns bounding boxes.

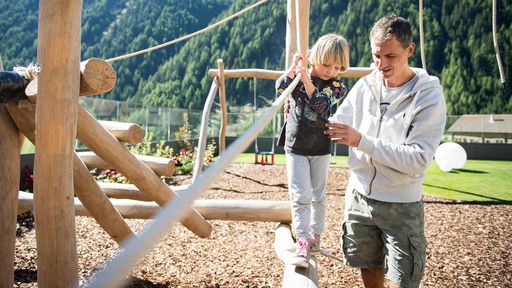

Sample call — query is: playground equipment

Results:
[0,1,374,287]
[253,78,278,166]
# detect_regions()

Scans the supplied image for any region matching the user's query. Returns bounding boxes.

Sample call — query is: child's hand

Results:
[286,52,305,78]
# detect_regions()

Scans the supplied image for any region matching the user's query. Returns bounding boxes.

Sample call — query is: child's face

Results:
[310,63,343,80]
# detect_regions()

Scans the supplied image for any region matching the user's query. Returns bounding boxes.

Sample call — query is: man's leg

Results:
[361,268,385,288]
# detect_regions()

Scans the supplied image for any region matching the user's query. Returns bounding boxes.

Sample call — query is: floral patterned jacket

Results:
[276,75,347,156]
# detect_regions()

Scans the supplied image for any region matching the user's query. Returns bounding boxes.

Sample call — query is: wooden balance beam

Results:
[274,223,318,288]
[18,192,292,222]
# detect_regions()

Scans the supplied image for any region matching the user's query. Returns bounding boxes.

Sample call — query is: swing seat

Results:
[254,151,274,166]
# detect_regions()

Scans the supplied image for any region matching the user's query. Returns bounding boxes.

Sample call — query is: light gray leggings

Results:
[286,152,330,240]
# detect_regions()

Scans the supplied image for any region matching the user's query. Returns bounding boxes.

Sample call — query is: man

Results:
[325,15,446,288]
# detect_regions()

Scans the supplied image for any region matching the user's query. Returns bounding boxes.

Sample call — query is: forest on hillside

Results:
[1,0,511,115]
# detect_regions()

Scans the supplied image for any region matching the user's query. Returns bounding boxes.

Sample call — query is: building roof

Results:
[447,114,512,138]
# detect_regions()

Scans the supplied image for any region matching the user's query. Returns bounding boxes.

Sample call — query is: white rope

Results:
[418,0,427,71]
[105,0,268,63]
[87,74,302,288]
[492,0,507,89]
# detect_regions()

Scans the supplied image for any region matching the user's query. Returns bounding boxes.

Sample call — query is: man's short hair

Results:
[369,15,413,48]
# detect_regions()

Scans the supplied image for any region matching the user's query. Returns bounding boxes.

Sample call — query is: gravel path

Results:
[14,164,512,287]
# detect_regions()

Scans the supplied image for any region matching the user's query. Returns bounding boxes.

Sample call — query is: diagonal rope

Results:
[87,75,302,288]
[105,0,268,63]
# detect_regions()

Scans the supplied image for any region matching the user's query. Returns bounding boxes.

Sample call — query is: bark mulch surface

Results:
[14,164,512,287]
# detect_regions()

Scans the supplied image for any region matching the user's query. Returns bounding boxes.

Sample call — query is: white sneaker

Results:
[310,233,321,255]
[288,238,310,268]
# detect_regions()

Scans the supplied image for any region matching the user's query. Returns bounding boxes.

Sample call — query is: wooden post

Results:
[295,0,310,63]
[286,0,297,68]
[217,59,227,154]
[25,58,116,98]
[76,106,212,238]
[0,102,20,287]
[35,1,82,286]
[6,102,135,245]
[274,223,318,287]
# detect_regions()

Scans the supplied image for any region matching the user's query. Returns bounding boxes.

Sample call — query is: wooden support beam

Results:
[6,102,135,245]
[207,67,372,80]
[18,192,292,222]
[76,105,212,238]
[98,182,188,201]
[77,151,175,177]
[35,0,82,286]
[0,103,20,288]
[217,59,227,154]
[99,120,144,144]
[286,0,297,68]
[25,58,116,98]
[294,0,310,60]
[274,223,318,288]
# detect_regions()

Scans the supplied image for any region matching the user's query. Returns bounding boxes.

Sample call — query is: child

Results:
[276,33,349,267]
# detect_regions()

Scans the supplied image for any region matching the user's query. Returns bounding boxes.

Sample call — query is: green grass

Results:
[423,160,512,202]
[233,153,512,203]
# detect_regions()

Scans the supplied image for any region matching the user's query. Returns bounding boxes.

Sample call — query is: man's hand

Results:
[324,122,362,147]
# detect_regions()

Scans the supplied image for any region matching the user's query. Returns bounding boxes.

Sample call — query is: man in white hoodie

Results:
[325,15,446,288]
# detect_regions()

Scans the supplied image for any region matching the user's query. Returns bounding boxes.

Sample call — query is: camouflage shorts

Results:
[342,189,427,288]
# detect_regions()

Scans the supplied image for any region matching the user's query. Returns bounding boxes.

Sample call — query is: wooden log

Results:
[25,58,116,98]
[6,102,135,245]
[35,1,82,286]
[217,59,227,154]
[295,0,310,63]
[98,182,189,201]
[0,103,20,288]
[77,151,175,177]
[99,120,144,144]
[274,223,318,288]
[286,0,297,68]
[18,192,292,222]
[76,106,212,238]
[207,67,372,80]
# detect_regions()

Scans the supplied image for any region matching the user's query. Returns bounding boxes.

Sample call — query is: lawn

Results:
[234,153,512,203]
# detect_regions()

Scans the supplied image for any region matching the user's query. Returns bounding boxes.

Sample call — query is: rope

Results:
[492,0,507,93]
[418,0,427,71]
[88,72,302,288]
[105,0,268,63]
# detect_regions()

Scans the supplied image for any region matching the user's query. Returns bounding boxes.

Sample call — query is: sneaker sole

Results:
[289,258,309,268]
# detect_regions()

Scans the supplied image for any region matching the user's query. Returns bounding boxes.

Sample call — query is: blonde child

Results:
[276,33,350,267]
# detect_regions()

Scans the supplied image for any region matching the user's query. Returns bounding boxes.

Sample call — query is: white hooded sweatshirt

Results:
[330,68,446,203]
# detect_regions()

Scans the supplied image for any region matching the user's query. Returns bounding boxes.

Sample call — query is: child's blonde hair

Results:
[308,33,350,72]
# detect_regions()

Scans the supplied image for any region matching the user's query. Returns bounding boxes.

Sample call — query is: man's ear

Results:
[408,42,416,57]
